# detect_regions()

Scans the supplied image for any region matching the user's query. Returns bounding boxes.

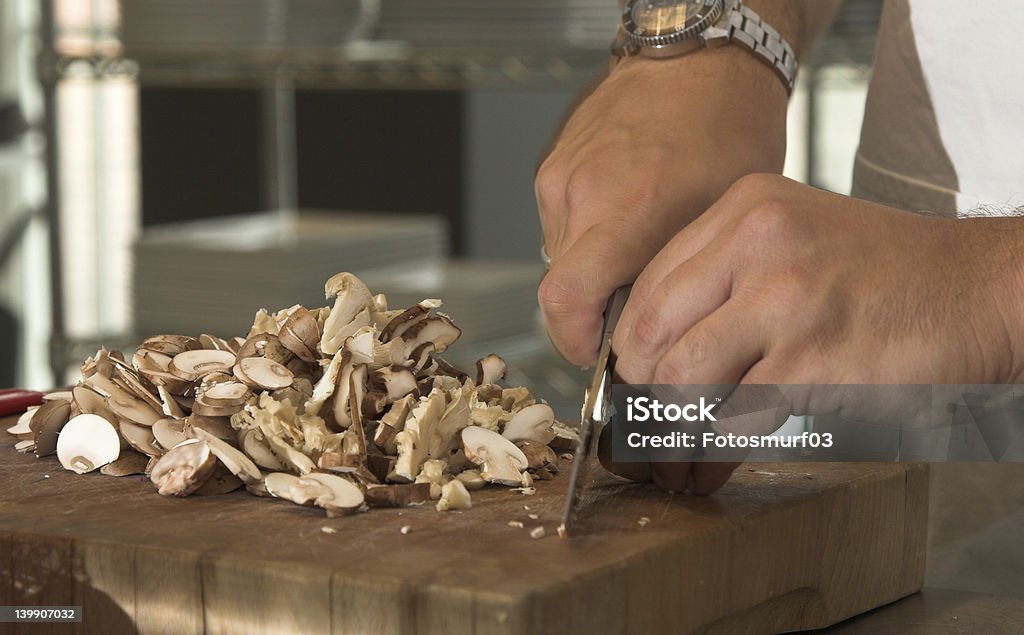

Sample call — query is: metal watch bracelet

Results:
[723,4,798,92]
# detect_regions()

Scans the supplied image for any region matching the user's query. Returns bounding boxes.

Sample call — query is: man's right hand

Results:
[535,48,789,367]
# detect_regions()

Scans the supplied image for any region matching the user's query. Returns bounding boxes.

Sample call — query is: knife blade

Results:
[559,285,631,537]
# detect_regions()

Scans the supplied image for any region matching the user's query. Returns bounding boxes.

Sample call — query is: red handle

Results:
[0,391,46,417]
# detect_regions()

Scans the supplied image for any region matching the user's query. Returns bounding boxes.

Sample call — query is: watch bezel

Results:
[621,0,724,52]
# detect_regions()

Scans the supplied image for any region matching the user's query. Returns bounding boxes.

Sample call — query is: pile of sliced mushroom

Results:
[6,272,580,517]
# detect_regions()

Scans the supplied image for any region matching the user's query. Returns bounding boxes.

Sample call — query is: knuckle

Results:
[536,272,579,317]
[728,172,785,200]
[654,328,721,383]
[628,305,673,356]
[535,162,567,213]
[563,163,604,213]
[738,198,794,243]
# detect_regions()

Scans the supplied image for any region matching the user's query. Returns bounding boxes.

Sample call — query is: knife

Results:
[559,285,631,537]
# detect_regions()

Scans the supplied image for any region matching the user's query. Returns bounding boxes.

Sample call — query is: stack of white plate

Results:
[132,210,446,338]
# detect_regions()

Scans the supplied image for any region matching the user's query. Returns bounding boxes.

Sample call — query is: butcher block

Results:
[0,422,927,634]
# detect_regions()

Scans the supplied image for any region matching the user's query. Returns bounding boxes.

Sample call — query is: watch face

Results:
[623,0,720,40]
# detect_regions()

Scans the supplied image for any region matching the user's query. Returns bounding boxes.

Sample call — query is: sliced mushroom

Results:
[192,427,262,484]
[455,469,486,491]
[364,482,431,508]
[390,390,446,482]
[379,299,441,342]
[150,438,216,496]
[500,387,534,412]
[193,463,244,495]
[549,421,581,451]
[191,397,244,418]
[239,430,287,470]
[414,458,450,499]
[120,421,164,457]
[461,426,528,486]
[321,273,375,355]
[57,414,121,473]
[475,354,507,385]
[278,307,320,362]
[201,381,251,406]
[436,479,472,512]
[152,418,189,451]
[6,407,38,440]
[264,472,301,499]
[264,434,316,475]
[185,415,236,445]
[141,335,202,357]
[156,385,187,418]
[369,366,418,404]
[401,315,462,357]
[517,440,559,471]
[30,400,72,457]
[168,349,236,382]
[42,390,73,402]
[236,357,293,390]
[300,472,365,516]
[501,403,556,444]
[100,451,150,477]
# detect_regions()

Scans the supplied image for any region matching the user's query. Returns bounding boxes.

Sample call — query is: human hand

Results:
[535,49,788,367]
[611,174,1024,492]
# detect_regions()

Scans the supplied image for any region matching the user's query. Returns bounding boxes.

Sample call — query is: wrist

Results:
[954,218,1024,383]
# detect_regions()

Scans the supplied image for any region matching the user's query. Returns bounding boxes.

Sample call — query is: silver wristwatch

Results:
[612,0,798,92]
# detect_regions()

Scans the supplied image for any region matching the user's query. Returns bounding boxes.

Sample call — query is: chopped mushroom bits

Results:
[6,272,577,519]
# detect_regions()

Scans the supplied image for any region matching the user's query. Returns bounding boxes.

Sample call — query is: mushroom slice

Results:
[168,349,236,382]
[236,357,293,390]
[379,299,441,342]
[152,418,189,451]
[455,469,486,491]
[401,316,462,356]
[278,307,320,362]
[112,365,165,414]
[192,427,262,484]
[185,415,236,445]
[436,479,472,512]
[476,354,508,385]
[14,440,35,453]
[369,366,418,404]
[264,472,301,499]
[300,472,365,516]
[7,407,38,440]
[304,349,346,417]
[154,394,182,423]
[100,450,150,477]
[372,337,406,368]
[501,403,556,444]
[150,438,216,496]
[390,390,446,482]
[517,440,559,471]
[264,434,316,475]
[239,430,287,470]
[198,333,230,351]
[141,335,202,356]
[320,273,375,355]
[407,342,435,374]
[434,358,468,382]
[461,426,529,486]
[549,421,581,451]
[364,482,431,508]
[191,398,244,418]
[201,381,251,406]
[500,387,534,412]
[120,421,164,457]
[42,390,73,402]
[57,414,121,474]
[30,400,72,457]
[193,464,244,495]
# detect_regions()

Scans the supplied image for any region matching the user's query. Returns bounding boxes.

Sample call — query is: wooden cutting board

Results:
[0,422,927,635]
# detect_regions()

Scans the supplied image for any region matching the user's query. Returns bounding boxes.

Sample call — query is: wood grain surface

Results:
[0,422,928,635]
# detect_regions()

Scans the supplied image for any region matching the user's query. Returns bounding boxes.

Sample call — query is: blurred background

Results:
[0,0,882,416]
